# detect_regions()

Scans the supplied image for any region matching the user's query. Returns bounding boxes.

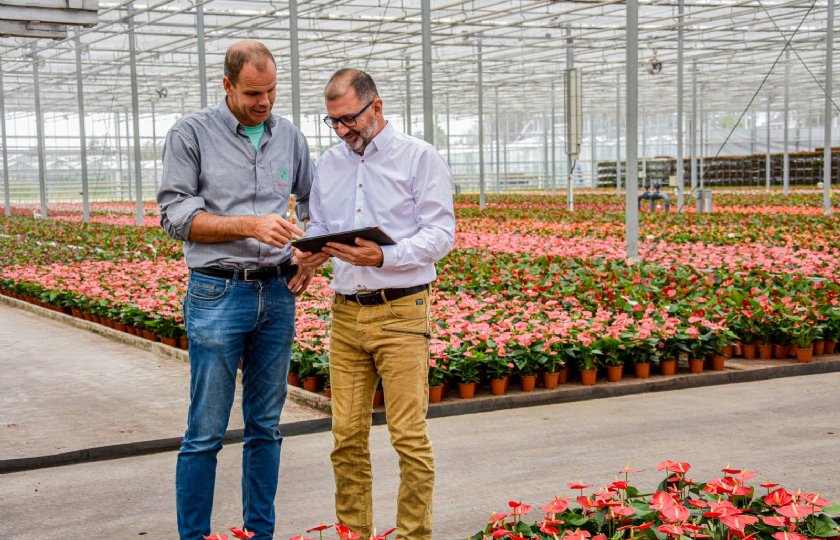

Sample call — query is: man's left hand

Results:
[323,237,383,267]
[286,264,316,296]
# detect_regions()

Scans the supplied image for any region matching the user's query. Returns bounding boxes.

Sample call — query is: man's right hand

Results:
[188,212,305,247]
[251,214,305,249]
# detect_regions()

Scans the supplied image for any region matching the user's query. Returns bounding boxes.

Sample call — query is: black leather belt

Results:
[193,261,297,281]
[339,284,429,306]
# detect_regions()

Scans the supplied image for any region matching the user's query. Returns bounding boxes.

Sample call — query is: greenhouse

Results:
[1,1,840,540]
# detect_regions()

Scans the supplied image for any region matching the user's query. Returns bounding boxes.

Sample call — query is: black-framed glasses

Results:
[323,100,374,129]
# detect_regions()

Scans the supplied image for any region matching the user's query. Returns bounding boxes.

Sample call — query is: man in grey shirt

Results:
[157,40,314,540]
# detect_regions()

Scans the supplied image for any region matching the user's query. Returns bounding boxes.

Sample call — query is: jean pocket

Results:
[188,277,230,302]
[386,293,428,320]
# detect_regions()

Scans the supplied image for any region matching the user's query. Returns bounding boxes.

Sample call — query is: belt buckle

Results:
[243,268,259,281]
[354,290,378,306]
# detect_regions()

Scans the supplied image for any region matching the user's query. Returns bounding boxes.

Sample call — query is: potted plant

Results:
[596,337,624,382]
[481,351,513,395]
[510,353,539,392]
[536,348,567,389]
[448,354,481,399]
[573,343,600,386]
[427,360,447,403]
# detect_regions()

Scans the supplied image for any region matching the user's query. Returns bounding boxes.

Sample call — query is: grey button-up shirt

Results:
[158,99,313,269]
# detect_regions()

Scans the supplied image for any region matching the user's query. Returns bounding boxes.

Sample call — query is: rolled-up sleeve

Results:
[157,127,206,241]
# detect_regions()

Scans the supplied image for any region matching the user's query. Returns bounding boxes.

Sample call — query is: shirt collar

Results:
[217,97,276,134]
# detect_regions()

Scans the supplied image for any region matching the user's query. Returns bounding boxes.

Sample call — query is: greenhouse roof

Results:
[0,0,836,122]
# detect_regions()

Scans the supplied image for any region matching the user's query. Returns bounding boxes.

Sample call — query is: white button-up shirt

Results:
[307,122,456,294]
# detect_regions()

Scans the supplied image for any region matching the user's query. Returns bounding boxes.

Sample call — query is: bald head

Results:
[224,40,275,85]
[324,68,379,102]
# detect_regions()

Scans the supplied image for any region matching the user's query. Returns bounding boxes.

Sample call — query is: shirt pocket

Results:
[271,158,293,200]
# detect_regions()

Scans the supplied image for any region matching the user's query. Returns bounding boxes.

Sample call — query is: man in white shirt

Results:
[294,68,455,540]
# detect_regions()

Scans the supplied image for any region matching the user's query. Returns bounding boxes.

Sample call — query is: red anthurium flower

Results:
[649,491,676,511]
[657,460,691,474]
[764,488,794,507]
[761,481,781,490]
[306,524,331,533]
[802,493,830,507]
[567,482,592,491]
[370,527,396,540]
[608,480,628,491]
[660,503,690,523]
[490,529,511,539]
[688,499,709,508]
[540,497,570,515]
[539,521,561,535]
[334,524,362,540]
[666,475,683,483]
[229,528,255,539]
[203,535,228,540]
[738,470,759,482]
[288,536,313,540]
[618,465,645,474]
[617,522,654,532]
[577,496,595,511]
[488,512,510,525]
[721,465,742,475]
[772,532,807,540]
[561,529,592,540]
[507,535,528,540]
[719,514,758,531]
[508,501,533,516]
[776,503,816,521]
[762,515,787,528]
[658,524,684,536]
[592,534,607,540]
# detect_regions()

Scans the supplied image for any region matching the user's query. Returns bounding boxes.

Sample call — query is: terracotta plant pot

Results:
[633,362,651,379]
[796,347,813,363]
[689,357,704,374]
[710,354,726,371]
[161,336,177,347]
[773,343,789,360]
[428,385,443,403]
[722,345,734,358]
[542,371,561,389]
[825,340,837,354]
[489,378,507,396]
[742,343,757,360]
[287,372,301,388]
[659,359,678,376]
[178,335,189,350]
[303,376,320,393]
[324,387,332,399]
[812,340,825,356]
[457,382,477,399]
[373,388,384,407]
[142,329,158,342]
[605,365,623,382]
[519,374,537,392]
[557,367,568,384]
[579,369,597,386]
[757,343,773,360]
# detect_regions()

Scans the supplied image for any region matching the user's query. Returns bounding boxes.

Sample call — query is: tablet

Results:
[291,225,396,254]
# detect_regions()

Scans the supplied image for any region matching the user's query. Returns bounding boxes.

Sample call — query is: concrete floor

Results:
[1,300,840,539]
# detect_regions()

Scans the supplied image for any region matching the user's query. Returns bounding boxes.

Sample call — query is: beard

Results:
[343,121,376,155]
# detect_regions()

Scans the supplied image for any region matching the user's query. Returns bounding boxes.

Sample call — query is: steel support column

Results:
[128,7,144,225]
[31,48,48,218]
[421,0,433,144]
[626,0,639,262]
[74,29,90,222]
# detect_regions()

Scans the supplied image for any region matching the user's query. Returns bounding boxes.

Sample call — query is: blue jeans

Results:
[176,270,295,540]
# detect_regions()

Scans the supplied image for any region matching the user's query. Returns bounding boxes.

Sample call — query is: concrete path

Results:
[1,300,840,539]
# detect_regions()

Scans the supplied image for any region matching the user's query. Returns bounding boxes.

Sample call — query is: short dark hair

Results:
[325,68,379,102]
[224,41,275,85]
